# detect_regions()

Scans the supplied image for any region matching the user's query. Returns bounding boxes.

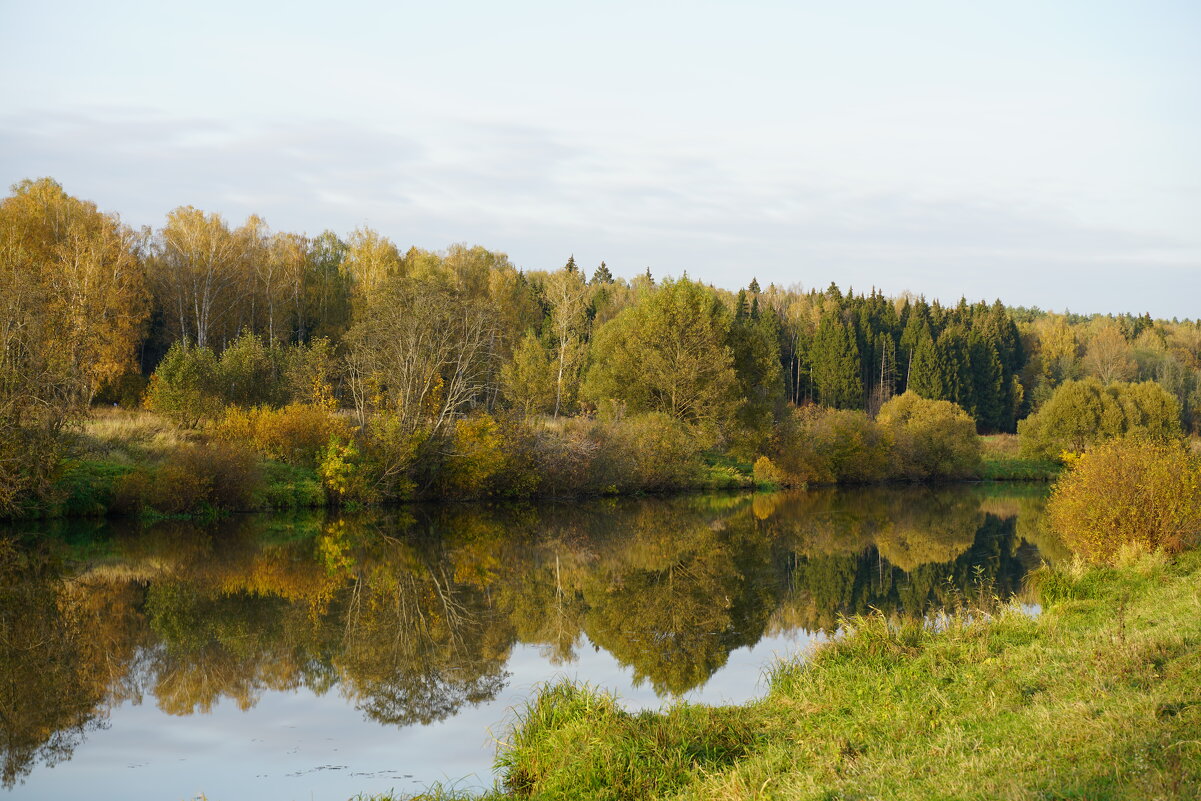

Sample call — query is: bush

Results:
[599,412,705,492]
[528,419,603,496]
[437,414,540,498]
[767,406,834,485]
[809,408,891,482]
[317,436,374,504]
[115,442,264,515]
[1047,437,1201,564]
[1018,378,1182,461]
[214,331,289,407]
[877,392,981,480]
[213,404,351,467]
[318,414,421,504]
[752,455,786,487]
[144,342,222,427]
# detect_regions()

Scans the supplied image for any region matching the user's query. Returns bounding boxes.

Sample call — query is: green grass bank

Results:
[387,549,1201,801]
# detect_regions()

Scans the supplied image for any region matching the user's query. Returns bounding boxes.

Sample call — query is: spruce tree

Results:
[907,330,941,400]
[811,315,863,409]
[969,333,1005,431]
[590,261,614,285]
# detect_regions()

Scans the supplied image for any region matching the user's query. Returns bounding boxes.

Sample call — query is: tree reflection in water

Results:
[0,484,1052,787]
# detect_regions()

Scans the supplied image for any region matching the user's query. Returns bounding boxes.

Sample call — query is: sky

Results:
[2,0,1198,318]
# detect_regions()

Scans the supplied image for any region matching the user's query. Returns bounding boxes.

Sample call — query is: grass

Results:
[979,433,1061,481]
[373,548,1201,800]
[701,452,761,491]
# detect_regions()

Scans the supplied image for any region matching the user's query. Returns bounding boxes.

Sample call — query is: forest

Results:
[2,177,1199,517]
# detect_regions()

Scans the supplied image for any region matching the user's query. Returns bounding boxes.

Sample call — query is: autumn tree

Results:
[149,206,242,348]
[1082,321,1135,384]
[344,274,499,438]
[343,227,402,299]
[0,178,148,513]
[501,332,556,416]
[544,267,590,418]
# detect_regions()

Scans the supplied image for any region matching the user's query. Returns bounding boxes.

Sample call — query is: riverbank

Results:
[978,433,1061,480]
[395,548,1201,800]
[11,410,1054,521]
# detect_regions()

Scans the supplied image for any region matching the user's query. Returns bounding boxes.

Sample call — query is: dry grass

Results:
[79,407,201,462]
[980,433,1022,458]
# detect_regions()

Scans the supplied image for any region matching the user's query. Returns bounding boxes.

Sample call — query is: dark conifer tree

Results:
[811,315,863,409]
[590,261,614,285]
[968,332,1006,431]
[907,329,941,400]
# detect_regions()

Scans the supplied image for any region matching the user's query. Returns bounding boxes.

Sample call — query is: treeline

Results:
[2,177,1198,514]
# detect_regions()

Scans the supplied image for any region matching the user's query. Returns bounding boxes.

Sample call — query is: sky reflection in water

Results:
[0,484,1055,800]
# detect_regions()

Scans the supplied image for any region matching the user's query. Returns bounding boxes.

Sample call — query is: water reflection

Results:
[0,485,1053,789]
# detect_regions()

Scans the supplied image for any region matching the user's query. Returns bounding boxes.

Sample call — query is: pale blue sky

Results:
[2,0,1198,317]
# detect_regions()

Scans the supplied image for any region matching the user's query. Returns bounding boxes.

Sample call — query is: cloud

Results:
[1,107,1196,317]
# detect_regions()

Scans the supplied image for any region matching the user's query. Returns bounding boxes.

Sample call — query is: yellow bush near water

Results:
[214,404,351,467]
[877,392,982,480]
[1047,437,1201,564]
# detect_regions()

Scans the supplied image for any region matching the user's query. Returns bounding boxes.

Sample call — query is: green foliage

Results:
[53,460,134,517]
[1047,437,1201,564]
[215,330,289,407]
[258,461,325,509]
[584,278,738,432]
[810,314,863,409]
[877,391,982,479]
[727,305,785,457]
[143,341,223,427]
[1018,378,1183,460]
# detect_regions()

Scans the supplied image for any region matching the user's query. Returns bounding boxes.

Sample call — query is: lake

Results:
[0,484,1057,800]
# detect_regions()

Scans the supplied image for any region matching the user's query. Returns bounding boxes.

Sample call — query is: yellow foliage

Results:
[213,404,351,467]
[317,437,371,502]
[752,456,786,487]
[1047,437,1201,564]
[443,414,510,496]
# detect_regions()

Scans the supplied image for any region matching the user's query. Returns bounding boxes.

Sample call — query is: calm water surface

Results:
[0,485,1057,800]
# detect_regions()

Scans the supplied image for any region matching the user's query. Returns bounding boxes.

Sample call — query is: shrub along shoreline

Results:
[15,394,1057,522]
[377,550,1201,801]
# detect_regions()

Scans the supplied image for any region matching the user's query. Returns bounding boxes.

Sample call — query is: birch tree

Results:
[150,207,241,348]
[544,267,590,418]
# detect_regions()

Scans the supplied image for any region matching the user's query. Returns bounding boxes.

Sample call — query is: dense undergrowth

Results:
[10,405,1058,521]
[384,549,1201,801]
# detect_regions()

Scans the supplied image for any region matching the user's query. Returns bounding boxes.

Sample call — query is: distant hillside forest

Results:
[3,177,1199,513]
